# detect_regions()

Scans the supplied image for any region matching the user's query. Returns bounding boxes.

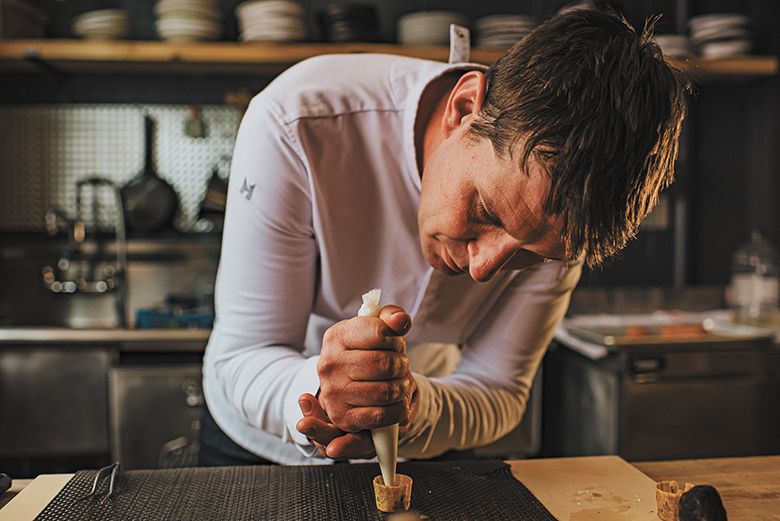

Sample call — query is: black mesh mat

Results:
[35,460,556,521]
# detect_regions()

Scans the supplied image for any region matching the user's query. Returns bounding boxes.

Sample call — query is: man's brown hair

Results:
[469,8,689,267]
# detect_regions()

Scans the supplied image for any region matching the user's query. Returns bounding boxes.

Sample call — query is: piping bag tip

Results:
[372,423,399,486]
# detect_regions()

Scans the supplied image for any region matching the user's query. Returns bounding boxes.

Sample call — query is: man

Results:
[199,8,687,465]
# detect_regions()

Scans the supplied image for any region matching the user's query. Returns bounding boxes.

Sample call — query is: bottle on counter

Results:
[726,229,780,326]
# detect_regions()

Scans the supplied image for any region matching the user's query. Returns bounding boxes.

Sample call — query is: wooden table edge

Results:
[0,456,654,521]
[0,474,73,521]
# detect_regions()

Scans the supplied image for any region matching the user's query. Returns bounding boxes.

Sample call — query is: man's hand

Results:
[296,305,417,459]
[296,393,373,459]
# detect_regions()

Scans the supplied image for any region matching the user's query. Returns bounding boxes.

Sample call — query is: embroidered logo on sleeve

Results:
[240,177,256,201]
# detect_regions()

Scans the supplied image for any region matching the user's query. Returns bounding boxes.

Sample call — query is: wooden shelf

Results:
[0,39,777,79]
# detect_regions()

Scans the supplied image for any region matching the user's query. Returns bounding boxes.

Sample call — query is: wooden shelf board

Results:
[0,39,776,79]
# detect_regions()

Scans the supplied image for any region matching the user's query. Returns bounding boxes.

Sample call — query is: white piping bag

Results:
[357,288,399,487]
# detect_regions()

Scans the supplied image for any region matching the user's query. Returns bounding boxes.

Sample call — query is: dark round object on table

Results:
[679,485,728,521]
[121,115,179,233]
[0,473,11,494]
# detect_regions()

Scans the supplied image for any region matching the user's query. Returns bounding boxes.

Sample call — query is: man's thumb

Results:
[378,305,412,336]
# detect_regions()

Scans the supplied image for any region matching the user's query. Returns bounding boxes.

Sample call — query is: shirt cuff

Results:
[284,355,322,454]
[400,372,436,447]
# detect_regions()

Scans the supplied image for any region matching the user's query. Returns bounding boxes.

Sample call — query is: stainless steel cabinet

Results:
[108,365,203,469]
[0,346,113,457]
[543,341,780,460]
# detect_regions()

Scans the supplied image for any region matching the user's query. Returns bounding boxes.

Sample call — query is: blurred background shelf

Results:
[0,39,776,78]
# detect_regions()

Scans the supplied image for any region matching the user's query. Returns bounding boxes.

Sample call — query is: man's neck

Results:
[415,72,462,177]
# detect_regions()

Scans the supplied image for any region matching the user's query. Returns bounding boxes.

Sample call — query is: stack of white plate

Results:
[653,34,693,59]
[474,14,537,49]
[154,0,223,42]
[688,13,751,58]
[72,9,129,40]
[398,11,468,46]
[236,0,306,42]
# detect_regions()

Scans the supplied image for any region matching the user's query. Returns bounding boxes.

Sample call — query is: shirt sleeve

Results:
[398,260,583,458]
[206,96,321,456]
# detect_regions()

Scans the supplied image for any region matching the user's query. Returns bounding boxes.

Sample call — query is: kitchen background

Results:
[0,0,778,478]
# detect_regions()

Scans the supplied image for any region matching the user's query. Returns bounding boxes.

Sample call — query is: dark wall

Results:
[684,0,779,284]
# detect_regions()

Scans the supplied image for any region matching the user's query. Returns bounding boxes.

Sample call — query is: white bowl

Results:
[700,39,751,58]
[73,9,127,24]
[688,13,749,29]
[236,0,304,19]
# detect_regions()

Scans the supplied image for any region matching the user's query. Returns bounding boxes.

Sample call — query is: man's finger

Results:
[325,432,375,460]
[296,416,345,446]
[298,393,329,421]
[313,440,328,458]
[298,394,345,446]
[378,305,412,337]
[339,402,409,432]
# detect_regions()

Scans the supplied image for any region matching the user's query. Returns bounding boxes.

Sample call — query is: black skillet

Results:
[121,115,179,233]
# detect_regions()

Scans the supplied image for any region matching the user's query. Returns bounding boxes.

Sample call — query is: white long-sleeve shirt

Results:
[202,53,583,465]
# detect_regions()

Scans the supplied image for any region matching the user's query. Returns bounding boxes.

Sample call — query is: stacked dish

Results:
[154,0,223,42]
[397,11,467,46]
[688,13,751,58]
[474,14,537,49]
[653,34,692,59]
[72,9,129,40]
[320,2,379,43]
[236,0,306,42]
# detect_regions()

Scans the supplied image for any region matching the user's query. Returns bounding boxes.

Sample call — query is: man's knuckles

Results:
[346,350,408,380]
[321,323,346,350]
[345,380,406,405]
[381,381,404,404]
[315,351,344,377]
[340,403,408,432]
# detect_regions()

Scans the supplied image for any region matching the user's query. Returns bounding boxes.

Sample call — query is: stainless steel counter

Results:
[0,328,211,345]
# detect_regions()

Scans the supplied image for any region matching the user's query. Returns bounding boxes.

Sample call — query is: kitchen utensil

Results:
[198,166,228,215]
[121,115,179,233]
[184,105,207,139]
[80,462,121,503]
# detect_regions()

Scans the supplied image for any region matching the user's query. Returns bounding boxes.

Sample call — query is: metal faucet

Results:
[43,177,129,328]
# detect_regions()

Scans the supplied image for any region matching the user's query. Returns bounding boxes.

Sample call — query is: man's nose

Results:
[467,238,516,282]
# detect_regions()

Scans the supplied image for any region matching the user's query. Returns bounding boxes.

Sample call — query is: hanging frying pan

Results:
[121,115,179,233]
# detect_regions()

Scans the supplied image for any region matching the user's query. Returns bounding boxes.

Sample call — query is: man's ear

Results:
[442,71,486,136]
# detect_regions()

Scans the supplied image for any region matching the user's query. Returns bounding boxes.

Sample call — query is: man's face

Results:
[418,123,566,283]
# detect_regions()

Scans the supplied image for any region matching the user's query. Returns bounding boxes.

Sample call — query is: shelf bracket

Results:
[22,47,65,78]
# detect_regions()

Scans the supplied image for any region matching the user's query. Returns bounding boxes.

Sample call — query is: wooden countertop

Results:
[1,455,778,520]
[635,455,780,521]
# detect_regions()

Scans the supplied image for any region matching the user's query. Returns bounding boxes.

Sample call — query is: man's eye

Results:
[476,199,501,227]
[538,150,558,164]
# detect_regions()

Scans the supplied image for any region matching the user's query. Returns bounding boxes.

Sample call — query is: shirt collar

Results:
[399,60,489,193]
